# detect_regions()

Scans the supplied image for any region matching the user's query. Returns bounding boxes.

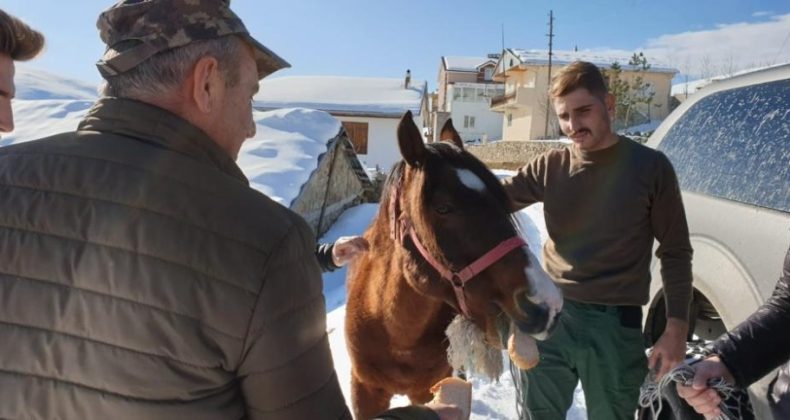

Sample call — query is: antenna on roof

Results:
[501,23,507,83]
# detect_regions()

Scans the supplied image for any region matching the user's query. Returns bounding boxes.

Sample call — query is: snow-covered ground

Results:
[319,192,587,419]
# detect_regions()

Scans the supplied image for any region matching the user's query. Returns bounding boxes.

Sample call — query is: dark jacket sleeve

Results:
[374,405,440,420]
[709,246,790,387]
[316,243,341,273]
[239,219,352,419]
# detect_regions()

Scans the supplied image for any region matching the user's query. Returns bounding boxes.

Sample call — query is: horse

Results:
[345,111,564,419]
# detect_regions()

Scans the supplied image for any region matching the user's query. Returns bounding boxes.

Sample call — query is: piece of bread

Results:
[507,328,540,370]
[430,377,472,420]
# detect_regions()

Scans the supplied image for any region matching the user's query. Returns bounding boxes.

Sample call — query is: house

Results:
[491,49,677,140]
[254,74,427,172]
[434,55,505,143]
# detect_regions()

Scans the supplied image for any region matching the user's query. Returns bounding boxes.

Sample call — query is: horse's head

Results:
[386,111,563,353]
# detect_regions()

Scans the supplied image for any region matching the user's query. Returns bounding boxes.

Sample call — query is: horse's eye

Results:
[435,203,454,215]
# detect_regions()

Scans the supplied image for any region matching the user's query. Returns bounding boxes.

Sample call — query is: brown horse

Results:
[345,112,563,419]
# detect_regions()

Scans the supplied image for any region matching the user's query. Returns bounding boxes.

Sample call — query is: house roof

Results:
[443,56,497,72]
[254,76,426,118]
[505,49,678,74]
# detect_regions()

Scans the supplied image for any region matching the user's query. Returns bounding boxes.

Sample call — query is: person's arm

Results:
[316,236,370,273]
[500,154,548,212]
[315,242,340,272]
[677,247,790,417]
[708,247,790,387]
[648,154,694,378]
[240,219,352,420]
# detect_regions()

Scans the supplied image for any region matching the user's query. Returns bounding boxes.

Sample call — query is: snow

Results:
[320,176,587,419]
[14,64,100,100]
[254,76,426,117]
[443,56,498,72]
[3,68,341,207]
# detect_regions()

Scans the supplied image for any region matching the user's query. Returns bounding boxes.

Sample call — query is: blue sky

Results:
[5,0,790,89]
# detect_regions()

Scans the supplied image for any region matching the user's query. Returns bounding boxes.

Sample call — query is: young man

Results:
[0,8,45,133]
[0,1,455,419]
[501,61,693,419]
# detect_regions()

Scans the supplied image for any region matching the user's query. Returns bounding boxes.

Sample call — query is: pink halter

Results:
[388,172,526,318]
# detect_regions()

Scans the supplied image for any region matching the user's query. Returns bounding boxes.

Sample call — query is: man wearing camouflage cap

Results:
[0,1,456,419]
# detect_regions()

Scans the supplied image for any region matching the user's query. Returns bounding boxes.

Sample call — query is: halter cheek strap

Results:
[389,172,526,318]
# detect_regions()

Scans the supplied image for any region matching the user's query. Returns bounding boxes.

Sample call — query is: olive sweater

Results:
[502,136,693,320]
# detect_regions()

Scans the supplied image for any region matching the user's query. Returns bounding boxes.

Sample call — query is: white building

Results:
[254,75,427,171]
[436,55,505,142]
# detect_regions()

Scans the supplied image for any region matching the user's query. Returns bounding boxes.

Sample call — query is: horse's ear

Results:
[397,110,426,167]
[440,119,464,150]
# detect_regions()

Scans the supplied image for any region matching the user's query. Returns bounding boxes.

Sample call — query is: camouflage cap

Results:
[95,0,289,79]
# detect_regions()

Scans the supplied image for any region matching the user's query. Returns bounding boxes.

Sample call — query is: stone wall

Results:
[291,134,372,236]
[466,140,568,170]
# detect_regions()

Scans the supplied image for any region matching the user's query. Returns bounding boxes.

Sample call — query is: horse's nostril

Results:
[514,291,551,335]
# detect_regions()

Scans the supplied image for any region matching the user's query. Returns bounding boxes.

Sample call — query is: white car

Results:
[643,63,790,419]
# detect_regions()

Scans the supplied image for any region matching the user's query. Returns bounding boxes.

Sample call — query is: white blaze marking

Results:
[523,246,563,340]
[455,168,487,192]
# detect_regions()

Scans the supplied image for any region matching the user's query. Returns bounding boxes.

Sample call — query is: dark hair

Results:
[0,9,45,61]
[549,60,608,99]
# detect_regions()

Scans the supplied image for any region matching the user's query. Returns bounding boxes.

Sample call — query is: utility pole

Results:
[544,10,554,138]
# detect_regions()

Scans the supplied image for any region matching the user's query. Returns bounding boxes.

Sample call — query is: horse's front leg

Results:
[351,369,392,419]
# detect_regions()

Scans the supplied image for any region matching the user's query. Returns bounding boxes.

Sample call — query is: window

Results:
[657,79,790,212]
[463,116,476,129]
[341,121,369,154]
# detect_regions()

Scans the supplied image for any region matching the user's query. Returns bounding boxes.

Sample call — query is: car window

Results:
[657,78,790,212]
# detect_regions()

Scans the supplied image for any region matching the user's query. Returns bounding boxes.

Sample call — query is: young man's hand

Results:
[331,236,370,267]
[676,355,735,419]
[648,317,688,379]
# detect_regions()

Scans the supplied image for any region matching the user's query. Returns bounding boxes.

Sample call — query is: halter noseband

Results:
[388,170,526,318]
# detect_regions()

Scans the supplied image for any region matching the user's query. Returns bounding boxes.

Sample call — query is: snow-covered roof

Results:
[14,64,100,100]
[443,56,497,72]
[507,49,677,74]
[4,67,343,207]
[254,76,426,117]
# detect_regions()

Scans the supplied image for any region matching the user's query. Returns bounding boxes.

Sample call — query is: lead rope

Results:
[638,348,754,420]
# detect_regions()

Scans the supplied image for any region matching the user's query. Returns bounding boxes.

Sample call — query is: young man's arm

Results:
[649,153,694,378]
[501,153,549,212]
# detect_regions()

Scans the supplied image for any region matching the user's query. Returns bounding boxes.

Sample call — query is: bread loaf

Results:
[430,377,472,420]
[507,326,540,370]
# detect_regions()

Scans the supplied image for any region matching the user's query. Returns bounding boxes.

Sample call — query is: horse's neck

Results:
[383,272,451,345]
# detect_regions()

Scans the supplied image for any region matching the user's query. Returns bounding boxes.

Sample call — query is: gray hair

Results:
[100,35,243,99]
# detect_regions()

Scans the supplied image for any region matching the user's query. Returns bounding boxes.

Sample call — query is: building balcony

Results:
[490,87,534,112]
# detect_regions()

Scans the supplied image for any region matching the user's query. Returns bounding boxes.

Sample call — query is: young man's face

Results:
[0,54,15,133]
[552,87,617,151]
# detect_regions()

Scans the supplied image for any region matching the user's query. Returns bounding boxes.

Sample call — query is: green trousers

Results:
[518,300,648,420]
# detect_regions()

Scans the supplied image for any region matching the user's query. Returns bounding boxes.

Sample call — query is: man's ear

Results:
[190,55,222,114]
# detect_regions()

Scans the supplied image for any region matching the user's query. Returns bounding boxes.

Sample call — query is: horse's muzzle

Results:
[514,291,553,336]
